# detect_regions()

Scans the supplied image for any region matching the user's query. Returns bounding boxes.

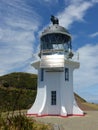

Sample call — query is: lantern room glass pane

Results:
[41,33,71,51]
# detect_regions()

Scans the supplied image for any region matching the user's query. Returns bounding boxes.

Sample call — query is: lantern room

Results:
[40,16,73,58]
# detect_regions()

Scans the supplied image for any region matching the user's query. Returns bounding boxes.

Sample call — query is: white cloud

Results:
[57,1,94,28]
[35,0,58,6]
[0,0,41,76]
[40,0,58,3]
[92,0,98,3]
[0,25,38,75]
[89,32,98,38]
[74,44,98,90]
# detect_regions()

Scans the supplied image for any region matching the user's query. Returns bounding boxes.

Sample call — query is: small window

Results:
[51,91,56,105]
[41,68,44,81]
[65,68,69,81]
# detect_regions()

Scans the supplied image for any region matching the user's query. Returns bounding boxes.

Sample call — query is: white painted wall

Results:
[27,55,84,116]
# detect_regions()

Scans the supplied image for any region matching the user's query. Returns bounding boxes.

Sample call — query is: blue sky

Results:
[0,0,98,103]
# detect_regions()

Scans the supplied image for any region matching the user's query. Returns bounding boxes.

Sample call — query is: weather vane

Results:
[50,15,59,25]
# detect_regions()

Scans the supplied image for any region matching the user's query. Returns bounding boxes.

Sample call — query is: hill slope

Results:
[75,93,98,111]
[0,72,37,89]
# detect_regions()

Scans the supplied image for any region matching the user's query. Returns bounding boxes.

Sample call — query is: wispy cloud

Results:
[73,44,98,101]
[43,0,58,2]
[92,0,98,3]
[38,0,58,4]
[0,0,41,75]
[57,0,95,28]
[74,44,98,89]
[89,32,98,38]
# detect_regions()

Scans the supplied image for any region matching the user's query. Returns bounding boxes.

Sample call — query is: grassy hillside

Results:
[0,87,36,111]
[0,72,38,111]
[75,93,98,111]
[75,93,86,103]
[0,72,37,90]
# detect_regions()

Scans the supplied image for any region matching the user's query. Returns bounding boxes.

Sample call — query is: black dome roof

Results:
[41,24,71,40]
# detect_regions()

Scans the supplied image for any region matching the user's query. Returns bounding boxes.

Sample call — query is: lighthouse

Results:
[27,16,84,117]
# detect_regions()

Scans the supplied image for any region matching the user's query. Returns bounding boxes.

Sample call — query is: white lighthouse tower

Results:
[27,16,84,117]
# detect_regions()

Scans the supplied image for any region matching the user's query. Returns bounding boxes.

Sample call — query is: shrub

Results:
[0,114,33,130]
[0,114,53,130]
[2,81,9,88]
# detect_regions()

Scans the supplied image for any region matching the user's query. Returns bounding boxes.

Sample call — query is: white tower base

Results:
[27,55,84,117]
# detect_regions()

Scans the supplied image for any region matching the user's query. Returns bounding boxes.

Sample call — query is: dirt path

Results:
[34,111,98,130]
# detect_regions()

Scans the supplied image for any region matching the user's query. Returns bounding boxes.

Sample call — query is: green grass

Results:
[0,87,36,112]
